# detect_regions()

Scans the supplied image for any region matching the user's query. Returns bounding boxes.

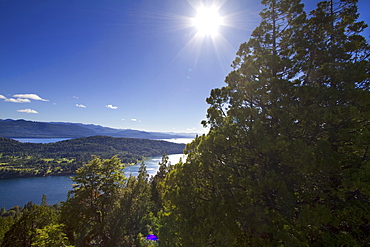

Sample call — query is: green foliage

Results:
[61,156,156,246]
[0,216,14,246]
[31,224,72,247]
[109,163,153,246]
[61,156,126,246]
[151,154,174,213]
[1,203,60,247]
[159,0,370,245]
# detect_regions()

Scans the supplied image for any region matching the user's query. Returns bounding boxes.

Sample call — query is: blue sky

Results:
[1,0,369,133]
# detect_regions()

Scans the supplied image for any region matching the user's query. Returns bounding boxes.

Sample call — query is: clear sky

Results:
[1,0,369,133]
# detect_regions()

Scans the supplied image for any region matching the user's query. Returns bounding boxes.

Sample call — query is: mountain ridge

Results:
[0,119,197,139]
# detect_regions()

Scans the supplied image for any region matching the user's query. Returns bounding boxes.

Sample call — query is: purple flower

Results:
[146,234,158,241]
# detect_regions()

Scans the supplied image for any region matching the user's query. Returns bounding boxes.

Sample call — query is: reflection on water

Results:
[124,153,186,177]
[159,138,194,144]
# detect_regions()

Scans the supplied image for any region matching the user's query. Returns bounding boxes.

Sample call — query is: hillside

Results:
[0,136,185,179]
[0,119,96,138]
[0,119,196,139]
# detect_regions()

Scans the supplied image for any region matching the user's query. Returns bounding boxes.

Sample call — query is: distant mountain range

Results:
[0,119,197,139]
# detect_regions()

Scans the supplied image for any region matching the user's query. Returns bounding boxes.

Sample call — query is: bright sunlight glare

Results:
[192,6,224,37]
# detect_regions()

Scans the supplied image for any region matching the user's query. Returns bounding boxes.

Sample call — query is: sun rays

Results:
[128,0,257,81]
[191,5,224,38]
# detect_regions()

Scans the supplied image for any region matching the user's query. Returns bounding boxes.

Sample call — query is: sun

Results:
[192,6,223,37]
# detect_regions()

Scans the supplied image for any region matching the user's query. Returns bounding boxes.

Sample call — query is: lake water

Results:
[0,153,186,210]
[12,138,72,143]
[159,138,194,144]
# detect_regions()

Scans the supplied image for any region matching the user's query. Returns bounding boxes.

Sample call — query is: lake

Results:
[12,138,72,143]
[0,153,186,210]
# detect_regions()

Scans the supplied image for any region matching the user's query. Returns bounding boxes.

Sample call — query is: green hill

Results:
[0,136,185,179]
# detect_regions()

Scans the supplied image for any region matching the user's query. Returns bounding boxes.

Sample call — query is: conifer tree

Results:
[161,0,369,245]
[61,156,125,246]
[109,161,153,246]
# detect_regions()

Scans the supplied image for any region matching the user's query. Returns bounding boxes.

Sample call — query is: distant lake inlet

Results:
[12,138,72,143]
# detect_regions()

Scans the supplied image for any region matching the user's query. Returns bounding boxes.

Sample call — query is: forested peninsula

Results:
[0,136,185,179]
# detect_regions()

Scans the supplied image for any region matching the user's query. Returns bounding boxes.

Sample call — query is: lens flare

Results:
[192,6,224,37]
